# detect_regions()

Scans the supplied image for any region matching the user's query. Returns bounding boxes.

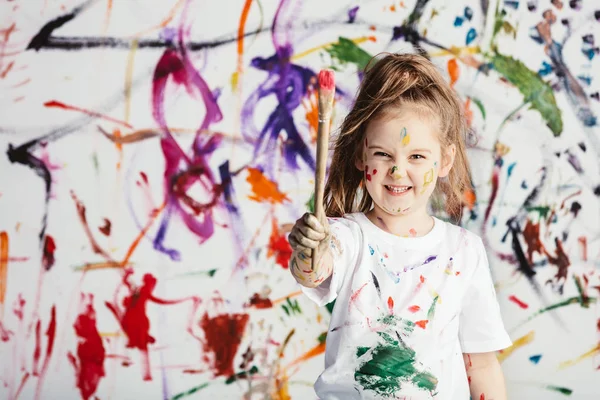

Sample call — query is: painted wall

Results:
[0,0,599,399]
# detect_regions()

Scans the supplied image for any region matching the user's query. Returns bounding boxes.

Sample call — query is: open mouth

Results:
[385,185,412,195]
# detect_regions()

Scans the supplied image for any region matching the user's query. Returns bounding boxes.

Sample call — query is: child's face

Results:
[357,106,454,218]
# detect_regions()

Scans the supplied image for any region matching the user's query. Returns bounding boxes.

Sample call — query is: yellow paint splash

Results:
[420,168,434,193]
[247,168,289,204]
[558,343,600,370]
[390,166,404,180]
[497,330,534,363]
[400,127,410,146]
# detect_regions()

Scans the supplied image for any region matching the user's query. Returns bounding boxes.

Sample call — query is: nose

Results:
[389,164,406,180]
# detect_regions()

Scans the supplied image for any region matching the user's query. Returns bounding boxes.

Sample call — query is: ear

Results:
[355,156,365,172]
[438,144,456,178]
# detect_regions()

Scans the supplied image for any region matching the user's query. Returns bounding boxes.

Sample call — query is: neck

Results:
[366,206,433,237]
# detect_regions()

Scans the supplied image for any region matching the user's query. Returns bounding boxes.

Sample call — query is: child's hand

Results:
[288,213,330,256]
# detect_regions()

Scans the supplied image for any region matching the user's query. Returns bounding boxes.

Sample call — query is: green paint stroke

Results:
[525,205,551,219]
[318,331,327,344]
[171,383,209,400]
[355,343,438,395]
[518,295,597,328]
[471,97,486,120]
[377,314,415,334]
[325,37,372,72]
[546,385,573,396]
[306,192,315,213]
[282,297,302,316]
[225,365,259,384]
[427,296,438,320]
[490,53,563,136]
[325,299,336,314]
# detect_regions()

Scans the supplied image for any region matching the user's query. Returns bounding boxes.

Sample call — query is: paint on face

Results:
[409,228,417,237]
[390,165,404,180]
[400,127,410,146]
[354,332,438,395]
[420,168,434,194]
[365,165,372,181]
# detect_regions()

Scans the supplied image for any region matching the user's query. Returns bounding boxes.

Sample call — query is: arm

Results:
[463,352,507,400]
[288,213,334,288]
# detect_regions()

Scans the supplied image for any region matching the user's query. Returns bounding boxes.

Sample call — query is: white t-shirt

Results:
[302,213,512,400]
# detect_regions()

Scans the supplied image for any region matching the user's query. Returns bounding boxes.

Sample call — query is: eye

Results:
[410,154,426,160]
[375,151,391,157]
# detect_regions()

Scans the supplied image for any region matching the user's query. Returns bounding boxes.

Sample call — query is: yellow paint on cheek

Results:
[421,168,434,194]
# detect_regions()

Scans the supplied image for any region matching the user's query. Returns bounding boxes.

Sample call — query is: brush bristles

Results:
[317,69,335,119]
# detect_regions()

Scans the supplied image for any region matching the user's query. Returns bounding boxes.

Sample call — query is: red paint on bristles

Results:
[318,69,335,91]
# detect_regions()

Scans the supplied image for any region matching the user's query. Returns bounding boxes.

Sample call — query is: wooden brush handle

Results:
[311,118,330,271]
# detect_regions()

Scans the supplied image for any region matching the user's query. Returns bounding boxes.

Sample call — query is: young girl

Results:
[288,53,512,400]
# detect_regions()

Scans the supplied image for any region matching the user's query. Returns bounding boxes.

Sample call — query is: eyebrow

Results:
[411,148,432,154]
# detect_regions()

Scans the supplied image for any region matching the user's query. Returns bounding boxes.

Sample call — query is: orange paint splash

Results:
[246,168,289,204]
[464,97,474,127]
[415,320,428,329]
[408,305,420,313]
[387,296,394,313]
[286,341,326,369]
[0,232,8,314]
[302,84,319,142]
[462,188,476,210]
[233,0,253,90]
[447,58,459,88]
[44,100,133,129]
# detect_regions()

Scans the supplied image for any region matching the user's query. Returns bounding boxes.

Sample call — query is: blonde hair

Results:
[324,53,472,222]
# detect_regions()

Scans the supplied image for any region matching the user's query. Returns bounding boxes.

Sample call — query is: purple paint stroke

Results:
[151,48,224,260]
[348,6,359,23]
[241,0,316,177]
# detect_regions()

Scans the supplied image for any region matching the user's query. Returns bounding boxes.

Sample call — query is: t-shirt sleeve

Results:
[301,217,360,307]
[459,236,512,353]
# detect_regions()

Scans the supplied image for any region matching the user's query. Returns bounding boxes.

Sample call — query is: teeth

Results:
[386,185,411,193]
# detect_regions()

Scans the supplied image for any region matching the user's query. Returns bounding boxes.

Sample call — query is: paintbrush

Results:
[311,69,335,271]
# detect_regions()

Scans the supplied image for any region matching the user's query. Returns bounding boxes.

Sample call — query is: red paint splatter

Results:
[42,235,56,270]
[248,293,273,309]
[455,271,461,276]
[140,171,149,184]
[415,320,428,329]
[523,220,546,264]
[467,354,472,367]
[106,270,200,381]
[468,376,471,385]
[365,165,371,181]
[480,394,485,400]
[349,282,369,307]
[32,319,42,375]
[267,219,293,269]
[0,321,13,342]
[578,237,587,261]
[597,319,600,332]
[409,228,417,237]
[546,238,571,284]
[68,294,105,400]
[408,305,420,313]
[98,218,112,236]
[44,100,133,129]
[508,295,529,309]
[372,169,377,175]
[387,296,394,313]
[199,313,249,377]
[34,306,57,398]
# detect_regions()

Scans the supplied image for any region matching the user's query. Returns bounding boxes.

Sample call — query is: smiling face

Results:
[357,104,455,220]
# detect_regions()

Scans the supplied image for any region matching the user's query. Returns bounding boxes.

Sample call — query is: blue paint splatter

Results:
[466,28,477,45]
[538,61,553,77]
[454,16,464,27]
[529,354,542,364]
[504,0,519,9]
[507,162,517,177]
[369,245,375,256]
[464,6,473,20]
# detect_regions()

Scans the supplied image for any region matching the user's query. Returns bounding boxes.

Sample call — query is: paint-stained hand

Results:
[288,213,330,256]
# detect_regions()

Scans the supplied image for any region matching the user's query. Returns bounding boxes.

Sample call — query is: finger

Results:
[303,213,325,233]
[297,224,326,241]
[290,230,320,249]
[288,233,311,252]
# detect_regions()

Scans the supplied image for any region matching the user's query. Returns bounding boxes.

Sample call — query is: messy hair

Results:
[324,52,472,221]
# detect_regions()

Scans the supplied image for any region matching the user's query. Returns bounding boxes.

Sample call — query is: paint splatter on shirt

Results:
[302,213,511,399]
